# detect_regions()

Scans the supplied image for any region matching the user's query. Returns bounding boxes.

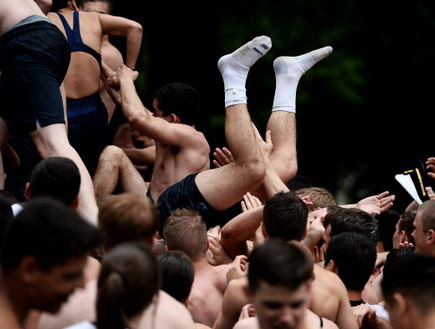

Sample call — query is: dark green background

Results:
[109,0,435,212]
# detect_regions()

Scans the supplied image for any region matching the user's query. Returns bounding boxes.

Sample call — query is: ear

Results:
[24,182,31,201]
[19,255,41,284]
[301,196,314,210]
[390,292,409,319]
[260,222,267,238]
[427,229,435,246]
[168,113,180,123]
[324,259,336,273]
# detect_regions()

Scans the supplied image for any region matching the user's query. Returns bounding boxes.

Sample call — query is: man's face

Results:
[252,280,311,329]
[30,255,88,313]
[81,1,110,14]
[321,224,332,254]
[412,213,428,254]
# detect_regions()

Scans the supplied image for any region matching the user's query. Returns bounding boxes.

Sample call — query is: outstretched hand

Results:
[106,64,139,90]
[357,191,395,215]
[212,147,234,168]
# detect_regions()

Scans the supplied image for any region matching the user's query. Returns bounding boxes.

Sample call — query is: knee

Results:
[99,145,125,162]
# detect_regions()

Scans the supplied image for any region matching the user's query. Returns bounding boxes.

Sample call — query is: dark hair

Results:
[382,254,435,315]
[157,250,194,303]
[323,207,379,244]
[383,245,415,273]
[154,83,200,126]
[1,197,100,272]
[96,241,159,329]
[29,157,81,206]
[262,191,308,241]
[79,0,113,14]
[324,232,377,291]
[248,239,313,292]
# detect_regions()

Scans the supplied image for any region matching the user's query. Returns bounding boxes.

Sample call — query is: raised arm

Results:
[98,13,143,69]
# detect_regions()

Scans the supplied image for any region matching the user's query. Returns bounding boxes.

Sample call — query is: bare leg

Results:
[255,46,333,201]
[195,36,272,211]
[93,145,148,204]
[31,124,99,225]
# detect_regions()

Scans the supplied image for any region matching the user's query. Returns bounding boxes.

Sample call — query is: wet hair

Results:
[29,156,81,206]
[262,191,309,241]
[154,82,200,126]
[96,241,159,329]
[1,197,100,272]
[248,239,313,292]
[324,232,377,291]
[157,250,194,303]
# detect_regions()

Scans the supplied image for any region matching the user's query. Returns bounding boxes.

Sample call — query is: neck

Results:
[348,289,363,302]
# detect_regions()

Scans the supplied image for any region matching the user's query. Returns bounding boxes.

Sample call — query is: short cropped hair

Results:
[154,82,200,126]
[1,197,100,272]
[248,239,313,293]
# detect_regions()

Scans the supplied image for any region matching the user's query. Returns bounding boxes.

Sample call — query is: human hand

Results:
[425,157,435,180]
[357,191,395,215]
[226,255,248,282]
[212,147,234,168]
[239,304,256,320]
[206,226,233,266]
[352,303,377,328]
[241,192,262,212]
[398,240,414,248]
[426,186,435,199]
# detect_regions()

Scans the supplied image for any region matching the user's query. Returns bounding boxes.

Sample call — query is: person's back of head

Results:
[98,193,158,250]
[157,250,194,305]
[27,156,81,207]
[381,254,435,324]
[50,0,72,12]
[262,191,308,241]
[1,197,100,273]
[162,208,207,262]
[383,245,415,274]
[323,207,379,245]
[247,239,314,292]
[294,186,337,210]
[324,231,377,293]
[154,82,200,126]
[96,241,159,329]
[79,0,113,14]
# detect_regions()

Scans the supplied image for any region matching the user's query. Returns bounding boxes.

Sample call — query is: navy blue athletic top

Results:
[55,11,101,65]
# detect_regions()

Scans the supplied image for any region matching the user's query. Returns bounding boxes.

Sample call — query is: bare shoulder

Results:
[139,290,195,329]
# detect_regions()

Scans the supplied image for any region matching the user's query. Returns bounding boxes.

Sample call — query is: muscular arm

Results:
[98,14,143,69]
[116,65,205,148]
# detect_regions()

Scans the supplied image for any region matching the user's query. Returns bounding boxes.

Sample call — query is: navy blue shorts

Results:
[156,173,243,238]
[0,20,70,135]
[67,92,110,174]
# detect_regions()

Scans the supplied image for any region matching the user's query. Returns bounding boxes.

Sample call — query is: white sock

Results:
[218,36,272,107]
[272,46,333,112]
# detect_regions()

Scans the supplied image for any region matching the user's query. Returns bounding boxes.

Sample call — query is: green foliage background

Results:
[111,0,435,211]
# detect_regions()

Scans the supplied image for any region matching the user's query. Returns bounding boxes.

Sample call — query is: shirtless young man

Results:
[233,240,338,329]
[0,0,98,225]
[99,36,269,236]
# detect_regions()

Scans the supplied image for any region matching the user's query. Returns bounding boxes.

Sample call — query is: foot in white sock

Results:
[218,36,272,107]
[272,46,333,112]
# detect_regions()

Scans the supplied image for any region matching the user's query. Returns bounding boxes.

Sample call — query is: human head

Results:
[98,193,158,251]
[0,197,100,313]
[324,232,377,293]
[246,239,314,329]
[382,245,415,274]
[157,250,194,305]
[322,207,379,251]
[96,241,159,329]
[262,191,309,241]
[381,254,435,329]
[79,0,112,14]
[25,156,81,208]
[411,199,435,255]
[294,186,337,211]
[162,208,208,262]
[152,82,200,126]
[392,210,416,248]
